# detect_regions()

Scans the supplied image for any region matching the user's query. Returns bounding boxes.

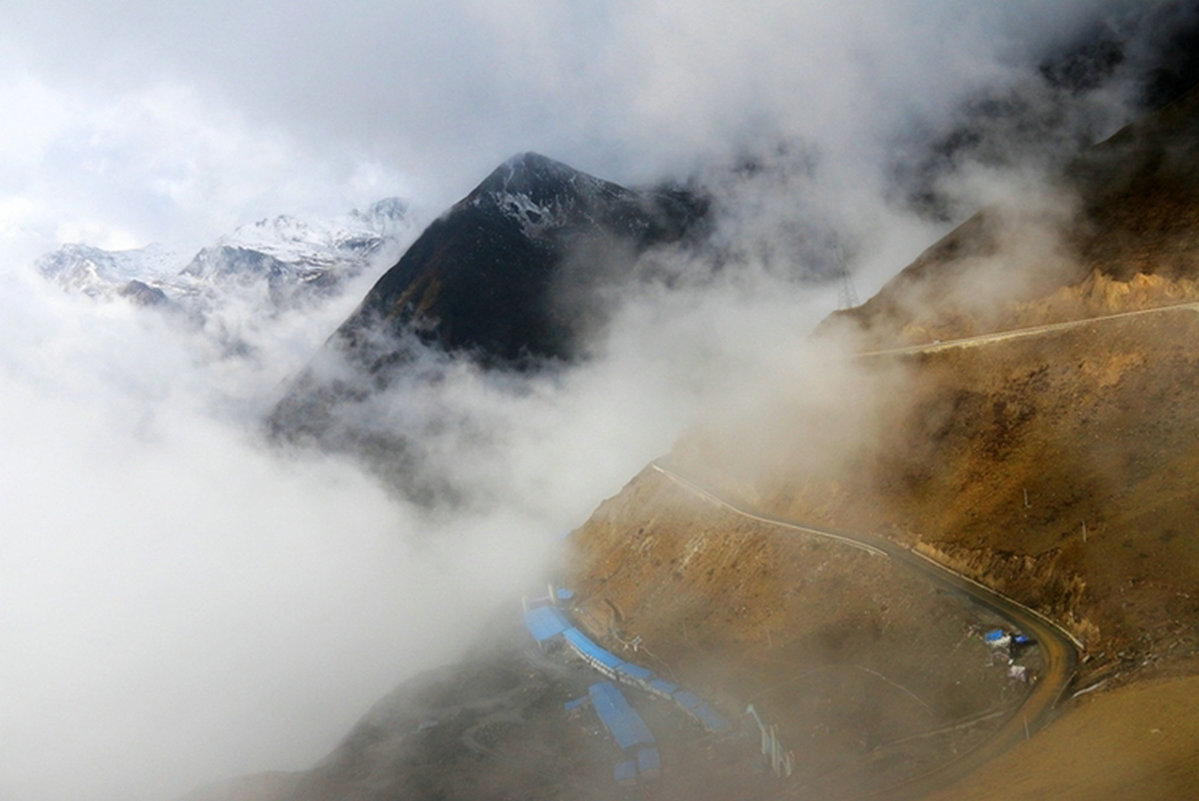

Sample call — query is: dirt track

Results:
[855,301,1199,358]
[648,462,1079,801]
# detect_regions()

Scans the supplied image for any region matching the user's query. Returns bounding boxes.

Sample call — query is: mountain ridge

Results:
[268,153,707,463]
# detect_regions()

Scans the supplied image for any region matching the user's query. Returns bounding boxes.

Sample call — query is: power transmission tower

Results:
[835,243,859,309]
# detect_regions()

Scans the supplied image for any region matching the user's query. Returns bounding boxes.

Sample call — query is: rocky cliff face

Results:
[328,152,706,371]
[269,153,706,454]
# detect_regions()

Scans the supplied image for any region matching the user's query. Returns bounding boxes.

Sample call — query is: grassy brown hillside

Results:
[819,85,1199,349]
[668,305,1199,683]
[567,88,1199,799]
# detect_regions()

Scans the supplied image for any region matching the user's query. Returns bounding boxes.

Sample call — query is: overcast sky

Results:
[0,0,1159,266]
[0,3,1187,801]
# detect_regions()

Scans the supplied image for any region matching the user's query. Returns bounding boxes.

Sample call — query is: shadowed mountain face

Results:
[333,152,706,371]
[269,154,706,458]
[822,83,1199,350]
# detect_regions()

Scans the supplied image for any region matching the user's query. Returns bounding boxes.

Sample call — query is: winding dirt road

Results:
[650,462,1080,801]
[854,301,1199,359]
[637,304,1199,796]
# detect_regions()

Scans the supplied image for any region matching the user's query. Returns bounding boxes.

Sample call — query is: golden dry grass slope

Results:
[570,87,1199,799]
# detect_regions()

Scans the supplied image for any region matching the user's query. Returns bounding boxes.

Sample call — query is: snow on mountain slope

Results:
[193,198,411,275]
[37,242,182,297]
[34,198,418,363]
[37,198,415,314]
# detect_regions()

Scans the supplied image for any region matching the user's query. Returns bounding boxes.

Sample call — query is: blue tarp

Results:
[524,605,571,643]
[556,588,575,601]
[647,679,679,697]
[984,628,1007,643]
[564,696,588,712]
[565,628,624,670]
[589,682,655,750]
[614,760,638,784]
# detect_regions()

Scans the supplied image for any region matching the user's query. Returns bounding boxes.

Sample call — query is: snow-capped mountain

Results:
[269,153,707,453]
[328,152,706,371]
[38,198,412,308]
[189,197,411,276]
[37,242,182,298]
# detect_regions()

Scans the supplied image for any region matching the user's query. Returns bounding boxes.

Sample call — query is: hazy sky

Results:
[0,3,1185,801]
[0,0,1154,264]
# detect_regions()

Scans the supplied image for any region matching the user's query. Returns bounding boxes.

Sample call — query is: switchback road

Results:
[649,462,1081,801]
[854,301,1199,359]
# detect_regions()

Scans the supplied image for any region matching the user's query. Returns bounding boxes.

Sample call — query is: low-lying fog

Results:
[3,2,1191,799]
[0,240,854,801]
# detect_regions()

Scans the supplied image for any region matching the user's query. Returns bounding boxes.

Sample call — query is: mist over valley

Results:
[4,3,1199,800]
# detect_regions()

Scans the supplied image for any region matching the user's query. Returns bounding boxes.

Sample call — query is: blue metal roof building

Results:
[691,703,730,734]
[523,592,732,782]
[564,628,625,675]
[672,690,703,711]
[523,605,571,644]
[589,682,655,750]
[614,661,654,684]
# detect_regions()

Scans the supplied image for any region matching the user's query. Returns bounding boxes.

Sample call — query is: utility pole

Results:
[835,243,859,310]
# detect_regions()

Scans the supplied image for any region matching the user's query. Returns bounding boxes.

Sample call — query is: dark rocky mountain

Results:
[889,1,1199,220]
[334,152,706,370]
[269,153,707,451]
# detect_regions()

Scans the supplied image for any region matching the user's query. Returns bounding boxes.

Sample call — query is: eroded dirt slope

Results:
[568,468,1034,798]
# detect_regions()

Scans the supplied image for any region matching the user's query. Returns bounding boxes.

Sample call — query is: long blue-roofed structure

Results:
[589,682,655,750]
[521,589,733,764]
[564,627,624,675]
[524,605,571,644]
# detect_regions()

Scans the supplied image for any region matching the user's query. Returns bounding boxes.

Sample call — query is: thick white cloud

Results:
[0,0,1156,264]
[0,270,566,801]
[0,3,1183,800]
[0,73,414,268]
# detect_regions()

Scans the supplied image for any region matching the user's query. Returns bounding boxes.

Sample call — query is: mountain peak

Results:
[490,151,582,186]
[468,152,610,211]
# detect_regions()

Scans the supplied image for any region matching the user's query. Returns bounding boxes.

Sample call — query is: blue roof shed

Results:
[589,682,655,750]
[524,605,571,643]
[615,661,654,683]
[565,628,625,671]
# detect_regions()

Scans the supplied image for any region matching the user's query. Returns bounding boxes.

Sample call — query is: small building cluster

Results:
[984,628,1036,682]
[523,588,731,786]
[524,599,730,734]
